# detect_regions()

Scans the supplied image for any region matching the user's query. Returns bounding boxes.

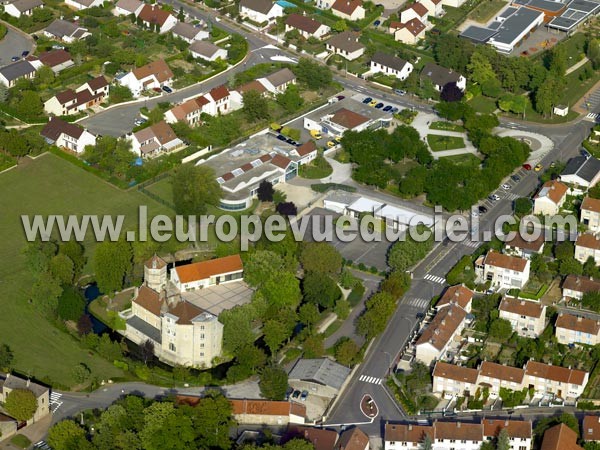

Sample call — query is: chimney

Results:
[505,420,509,426]
[409,424,413,431]
[26,379,30,387]
[441,320,446,326]
[457,422,461,428]
[520,300,525,305]
[578,316,583,322]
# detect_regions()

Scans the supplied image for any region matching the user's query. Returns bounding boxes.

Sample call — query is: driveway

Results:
[0,23,34,68]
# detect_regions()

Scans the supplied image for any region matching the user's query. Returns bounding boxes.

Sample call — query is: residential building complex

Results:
[498,297,546,337]
[475,251,531,289]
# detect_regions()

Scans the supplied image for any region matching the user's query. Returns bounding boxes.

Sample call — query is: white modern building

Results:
[370,52,413,80]
[475,251,530,290]
[40,117,96,154]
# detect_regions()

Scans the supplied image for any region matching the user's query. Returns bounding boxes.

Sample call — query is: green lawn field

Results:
[427,134,466,151]
[0,153,172,388]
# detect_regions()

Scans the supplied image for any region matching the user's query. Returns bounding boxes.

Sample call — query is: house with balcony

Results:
[498,297,546,338]
[475,251,530,290]
[555,312,600,346]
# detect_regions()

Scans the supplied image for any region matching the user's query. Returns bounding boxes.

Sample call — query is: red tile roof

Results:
[416,304,466,351]
[525,360,587,385]
[577,233,600,251]
[139,4,173,26]
[331,0,363,15]
[286,13,324,34]
[434,421,483,441]
[338,427,369,450]
[133,284,163,315]
[484,251,528,272]
[288,426,339,450]
[271,153,292,170]
[403,18,426,36]
[210,85,230,101]
[406,2,428,17]
[231,399,306,417]
[582,196,600,214]
[535,180,568,204]
[433,361,479,384]
[562,275,600,295]
[436,285,473,310]
[174,254,243,284]
[483,419,532,440]
[38,49,72,67]
[499,298,545,318]
[330,108,369,129]
[479,361,525,384]
[385,423,433,443]
[583,415,600,442]
[556,312,600,335]
[541,424,583,450]
[133,59,173,83]
[297,140,317,157]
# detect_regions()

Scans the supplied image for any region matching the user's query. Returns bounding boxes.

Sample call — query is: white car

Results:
[501,184,511,190]
[489,194,500,201]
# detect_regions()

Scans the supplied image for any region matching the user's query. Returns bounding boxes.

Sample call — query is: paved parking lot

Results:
[181,281,253,315]
[0,27,33,68]
[303,207,394,271]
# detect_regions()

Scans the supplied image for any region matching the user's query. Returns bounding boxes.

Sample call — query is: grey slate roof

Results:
[561,155,600,183]
[172,21,203,40]
[421,62,463,87]
[190,40,222,58]
[327,31,365,53]
[489,7,543,45]
[371,52,410,72]
[45,19,79,38]
[8,0,43,12]
[288,358,351,390]
[0,373,49,398]
[239,0,275,14]
[0,60,36,82]
[127,316,162,343]
[265,68,296,88]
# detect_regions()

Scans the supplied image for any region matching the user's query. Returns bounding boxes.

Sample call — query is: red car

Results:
[522,163,532,170]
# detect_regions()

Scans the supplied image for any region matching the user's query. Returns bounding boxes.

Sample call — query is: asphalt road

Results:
[0,24,34,68]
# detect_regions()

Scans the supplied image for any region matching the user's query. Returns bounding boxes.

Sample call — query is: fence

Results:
[136,172,176,210]
[181,146,213,164]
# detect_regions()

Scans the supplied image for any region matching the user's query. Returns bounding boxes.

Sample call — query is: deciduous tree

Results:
[5,389,37,421]
[93,240,132,294]
[300,242,343,275]
[171,164,221,216]
[259,365,288,400]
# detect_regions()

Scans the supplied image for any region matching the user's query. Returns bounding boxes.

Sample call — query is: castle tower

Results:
[144,254,167,292]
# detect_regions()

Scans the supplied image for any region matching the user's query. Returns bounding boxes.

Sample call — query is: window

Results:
[169,343,176,352]
[200,343,205,348]
[200,326,205,330]
[200,352,204,357]
[200,334,205,339]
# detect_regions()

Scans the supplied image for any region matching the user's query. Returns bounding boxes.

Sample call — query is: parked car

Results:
[277,134,287,141]
[369,100,378,107]
[394,89,406,95]
[21,50,29,57]
[51,44,64,50]
[310,129,322,139]
[489,194,500,201]
[300,390,308,401]
[501,183,511,190]
[383,105,393,112]
[162,85,173,93]
[550,161,556,168]
[416,312,425,319]
[11,56,19,62]
[373,19,381,26]
[285,386,294,400]
[522,163,532,170]
[375,102,384,109]
[478,205,488,214]
[286,138,297,146]
[471,210,479,217]
[336,95,345,101]
[391,107,399,113]
[511,175,520,182]
[292,390,301,399]
[362,97,372,104]
[327,141,336,148]
[534,163,543,172]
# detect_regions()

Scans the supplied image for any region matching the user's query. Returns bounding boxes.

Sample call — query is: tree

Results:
[30,271,63,315]
[177,6,185,20]
[276,201,297,216]
[0,344,14,370]
[435,101,470,122]
[262,271,301,310]
[497,427,511,450]
[332,19,347,32]
[263,319,291,355]
[236,344,267,371]
[5,389,38,422]
[582,291,600,313]
[57,286,86,321]
[293,58,332,91]
[140,339,155,365]
[171,164,221,216]
[15,91,43,117]
[381,270,411,298]
[514,197,532,216]
[298,303,320,330]
[420,434,433,450]
[588,39,600,70]
[257,180,275,202]
[489,318,513,340]
[276,84,304,113]
[48,420,87,450]
[191,391,235,450]
[302,334,324,358]
[59,240,86,277]
[37,65,55,85]
[93,240,132,294]
[242,90,270,122]
[440,82,463,102]
[259,365,288,400]
[303,272,341,309]
[73,363,91,383]
[300,242,343,275]
[467,51,496,85]
[77,314,94,336]
[334,337,359,366]
[554,241,574,261]
[387,226,434,271]
[244,250,284,287]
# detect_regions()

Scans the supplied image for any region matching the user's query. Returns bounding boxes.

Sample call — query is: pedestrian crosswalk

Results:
[587,112,599,121]
[404,297,430,308]
[504,193,519,200]
[50,392,63,413]
[424,274,445,284]
[359,374,382,385]
[461,240,480,249]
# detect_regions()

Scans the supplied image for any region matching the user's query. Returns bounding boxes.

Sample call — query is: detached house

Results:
[171,21,209,43]
[331,0,365,21]
[44,75,109,116]
[370,52,413,81]
[65,0,103,10]
[4,0,43,18]
[0,374,50,424]
[560,155,600,189]
[420,0,443,17]
[258,68,296,95]
[581,196,600,232]
[138,4,178,33]
[421,62,466,92]
[436,284,473,313]
[400,2,429,24]
[118,59,174,97]
[239,0,284,24]
[44,19,90,42]
[190,41,228,61]
[498,297,546,338]
[171,254,243,292]
[432,361,479,397]
[389,19,426,44]
[37,49,74,73]
[562,275,600,301]
[541,424,582,450]
[0,60,36,87]
[533,180,568,215]
[165,97,207,126]
[475,251,530,289]
[129,120,183,158]
[555,312,600,346]
[285,13,331,40]
[326,31,365,61]
[504,232,545,259]
[40,117,96,153]
[575,233,600,264]
[113,0,144,16]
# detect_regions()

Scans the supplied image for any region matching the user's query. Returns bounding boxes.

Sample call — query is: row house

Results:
[561,274,600,301]
[555,312,600,346]
[498,297,546,338]
[44,75,109,116]
[581,196,600,232]
[370,52,414,81]
[128,120,183,158]
[285,13,331,40]
[432,361,479,398]
[575,233,600,264]
[117,59,174,97]
[384,419,532,450]
[533,180,568,216]
[331,0,365,21]
[475,251,530,290]
[164,85,231,126]
[433,360,588,402]
[40,117,96,154]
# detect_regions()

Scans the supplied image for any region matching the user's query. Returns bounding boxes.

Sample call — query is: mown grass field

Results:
[0,153,172,388]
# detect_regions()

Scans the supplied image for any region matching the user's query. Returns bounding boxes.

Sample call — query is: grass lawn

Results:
[560,61,600,105]
[468,0,508,23]
[441,154,482,166]
[427,134,466,151]
[298,157,333,179]
[10,435,31,449]
[429,121,465,132]
[468,95,498,114]
[0,153,173,388]
[392,159,420,175]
